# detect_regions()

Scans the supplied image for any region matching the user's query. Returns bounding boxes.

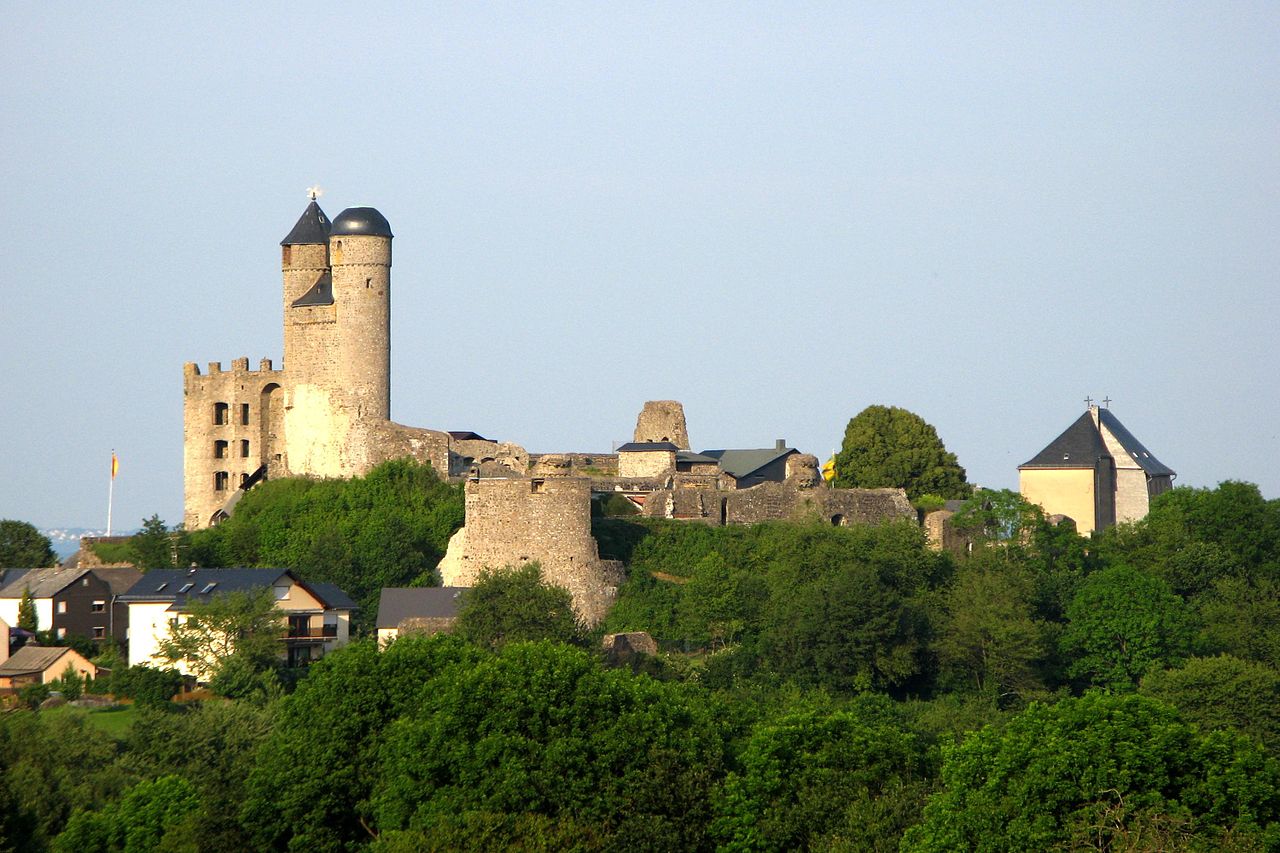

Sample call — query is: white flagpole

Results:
[107,450,115,536]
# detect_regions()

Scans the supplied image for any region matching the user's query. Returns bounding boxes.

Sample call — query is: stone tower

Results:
[281,205,394,477]
[184,198,462,530]
[633,400,690,449]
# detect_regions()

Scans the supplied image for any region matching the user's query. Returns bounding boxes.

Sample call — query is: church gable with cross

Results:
[1018,401,1175,534]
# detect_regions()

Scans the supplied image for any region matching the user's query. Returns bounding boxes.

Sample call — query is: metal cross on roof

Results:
[1084,395,1094,408]
[1102,396,1112,408]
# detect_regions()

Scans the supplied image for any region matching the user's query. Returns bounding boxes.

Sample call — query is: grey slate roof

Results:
[376,587,467,629]
[331,207,393,238]
[308,582,358,611]
[1019,412,1112,469]
[1098,409,1175,477]
[0,645,75,677]
[676,450,720,465]
[0,567,87,599]
[700,447,797,480]
[616,442,680,453]
[291,272,334,307]
[119,568,293,605]
[280,200,332,246]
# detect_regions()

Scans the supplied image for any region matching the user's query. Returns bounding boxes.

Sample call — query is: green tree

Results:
[16,587,37,632]
[1197,576,1280,669]
[948,488,1043,544]
[832,405,972,501]
[109,665,183,707]
[1060,565,1193,691]
[370,641,726,851]
[126,515,189,570]
[456,563,584,650]
[156,589,283,685]
[902,692,1280,852]
[1141,655,1280,753]
[0,519,56,568]
[933,557,1048,700]
[188,458,464,632]
[54,775,200,853]
[52,662,84,701]
[121,701,275,853]
[242,636,483,852]
[712,695,934,852]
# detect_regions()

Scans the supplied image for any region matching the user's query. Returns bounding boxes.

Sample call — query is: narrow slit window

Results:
[240,439,250,457]
[240,403,250,425]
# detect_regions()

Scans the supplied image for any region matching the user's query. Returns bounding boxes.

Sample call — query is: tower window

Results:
[240,403,250,425]
[213,402,229,425]
[240,472,250,487]
[214,471,229,491]
[282,245,292,264]
[532,479,546,494]
[240,439,250,457]
[214,440,228,459]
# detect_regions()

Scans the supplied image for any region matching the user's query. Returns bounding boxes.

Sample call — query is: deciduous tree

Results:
[0,519,56,568]
[456,563,584,650]
[156,589,283,684]
[832,405,972,501]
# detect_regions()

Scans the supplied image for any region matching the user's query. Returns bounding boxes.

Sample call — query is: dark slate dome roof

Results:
[331,207,393,238]
[280,201,331,246]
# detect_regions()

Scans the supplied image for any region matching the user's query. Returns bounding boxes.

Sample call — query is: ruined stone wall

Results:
[633,400,689,449]
[923,509,973,554]
[618,450,676,479]
[643,481,913,527]
[183,359,286,530]
[528,453,618,476]
[363,421,453,477]
[437,477,623,625]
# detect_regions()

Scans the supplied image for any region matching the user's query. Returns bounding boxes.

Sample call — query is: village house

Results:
[0,644,96,692]
[119,568,355,678]
[375,586,466,646]
[0,566,141,649]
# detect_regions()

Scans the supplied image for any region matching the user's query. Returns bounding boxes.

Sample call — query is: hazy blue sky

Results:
[3,3,1277,530]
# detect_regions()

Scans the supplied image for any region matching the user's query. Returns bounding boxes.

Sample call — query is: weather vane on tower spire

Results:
[306,185,323,202]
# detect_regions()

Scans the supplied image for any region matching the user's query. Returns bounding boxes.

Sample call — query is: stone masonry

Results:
[437,473,624,626]
[633,400,690,449]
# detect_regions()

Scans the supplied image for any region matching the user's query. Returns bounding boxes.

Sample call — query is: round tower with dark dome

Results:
[278,199,395,476]
[330,207,393,427]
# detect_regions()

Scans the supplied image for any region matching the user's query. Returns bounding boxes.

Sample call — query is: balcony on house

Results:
[283,614,338,641]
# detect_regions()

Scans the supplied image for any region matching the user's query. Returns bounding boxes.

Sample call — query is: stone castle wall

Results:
[437,477,624,625]
[617,449,676,479]
[183,358,286,529]
[633,400,689,448]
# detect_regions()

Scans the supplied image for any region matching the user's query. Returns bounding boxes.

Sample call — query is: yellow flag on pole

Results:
[111,452,119,479]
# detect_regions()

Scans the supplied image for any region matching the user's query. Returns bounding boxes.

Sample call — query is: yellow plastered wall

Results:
[1020,468,1098,534]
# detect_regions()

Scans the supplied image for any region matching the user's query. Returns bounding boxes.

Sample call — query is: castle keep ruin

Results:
[183,201,515,529]
[184,202,923,624]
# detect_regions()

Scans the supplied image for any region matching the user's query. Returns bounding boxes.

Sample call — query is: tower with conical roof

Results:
[279,202,393,477]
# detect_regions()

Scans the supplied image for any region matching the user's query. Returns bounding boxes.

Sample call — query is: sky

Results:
[2,3,1278,530]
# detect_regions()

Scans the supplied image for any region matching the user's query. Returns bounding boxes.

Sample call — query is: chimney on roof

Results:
[776,439,786,450]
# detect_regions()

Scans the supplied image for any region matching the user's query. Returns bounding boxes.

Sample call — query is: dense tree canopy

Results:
[188,459,464,632]
[903,692,1280,851]
[832,405,972,501]
[455,563,584,650]
[0,519,56,568]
